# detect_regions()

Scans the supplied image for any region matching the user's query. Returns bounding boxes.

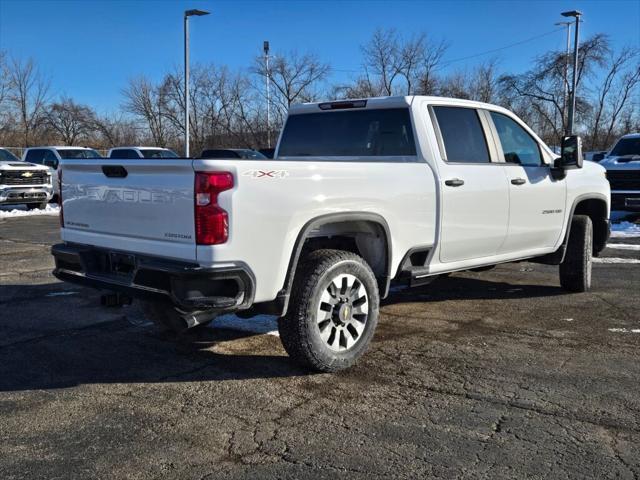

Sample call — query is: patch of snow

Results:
[610,221,640,238]
[608,328,640,334]
[46,291,78,297]
[213,314,279,336]
[606,243,640,251]
[0,203,59,218]
[593,257,640,264]
[563,318,574,322]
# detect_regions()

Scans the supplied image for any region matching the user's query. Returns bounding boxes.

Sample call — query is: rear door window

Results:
[278,108,416,158]
[432,106,490,163]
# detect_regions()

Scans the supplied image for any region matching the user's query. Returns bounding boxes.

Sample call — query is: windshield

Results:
[0,149,20,162]
[57,149,101,159]
[141,149,179,159]
[610,137,640,157]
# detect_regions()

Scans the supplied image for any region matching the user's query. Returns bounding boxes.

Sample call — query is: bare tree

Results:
[122,76,173,146]
[361,28,403,95]
[5,56,51,146]
[587,47,640,149]
[46,97,97,145]
[469,58,501,103]
[254,50,330,114]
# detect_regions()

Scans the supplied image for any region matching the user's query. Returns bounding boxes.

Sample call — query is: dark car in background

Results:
[200,149,267,160]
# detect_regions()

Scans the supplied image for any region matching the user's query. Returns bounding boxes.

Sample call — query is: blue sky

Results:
[1,0,638,114]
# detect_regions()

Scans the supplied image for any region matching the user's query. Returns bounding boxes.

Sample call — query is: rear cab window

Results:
[110,149,137,159]
[278,108,417,160]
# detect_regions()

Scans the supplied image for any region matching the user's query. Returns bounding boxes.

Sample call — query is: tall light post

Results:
[264,40,271,148]
[184,9,210,158]
[561,10,582,135]
[555,21,572,133]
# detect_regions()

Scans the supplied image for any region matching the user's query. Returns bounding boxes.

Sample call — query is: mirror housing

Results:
[43,158,59,169]
[556,135,583,170]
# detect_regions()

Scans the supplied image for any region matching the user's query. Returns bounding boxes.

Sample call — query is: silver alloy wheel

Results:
[316,273,369,352]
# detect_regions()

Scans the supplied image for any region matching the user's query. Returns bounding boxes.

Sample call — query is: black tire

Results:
[559,215,593,292]
[278,249,380,373]
[26,201,47,210]
[140,301,214,334]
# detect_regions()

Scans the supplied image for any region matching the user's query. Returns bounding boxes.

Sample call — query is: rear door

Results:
[431,106,510,263]
[488,111,566,254]
[61,159,197,261]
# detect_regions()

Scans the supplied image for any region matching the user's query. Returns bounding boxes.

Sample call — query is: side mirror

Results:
[557,135,583,169]
[43,158,59,169]
[592,152,605,162]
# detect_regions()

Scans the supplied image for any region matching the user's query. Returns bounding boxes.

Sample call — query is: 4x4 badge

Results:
[243,170,289,179]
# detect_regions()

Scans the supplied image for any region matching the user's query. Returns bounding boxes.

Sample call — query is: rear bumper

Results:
[611,192,640,212]
[51,243,255,312]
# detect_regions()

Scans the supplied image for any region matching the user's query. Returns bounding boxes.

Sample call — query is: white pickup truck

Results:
[52,96,610,372]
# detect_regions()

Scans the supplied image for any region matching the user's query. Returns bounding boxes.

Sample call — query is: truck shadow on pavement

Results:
[0,271,564,392]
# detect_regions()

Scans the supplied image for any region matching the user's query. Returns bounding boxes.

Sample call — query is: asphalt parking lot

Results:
[1,215,639,479]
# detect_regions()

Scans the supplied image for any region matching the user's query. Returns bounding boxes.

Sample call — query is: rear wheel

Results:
[559,215,593,292]
[278,249,380,372]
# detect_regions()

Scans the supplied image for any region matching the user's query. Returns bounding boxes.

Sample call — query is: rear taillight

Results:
[194,172,234,245]
[58,168,64,228]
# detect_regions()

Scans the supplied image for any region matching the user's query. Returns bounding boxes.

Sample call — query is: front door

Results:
[488,111,566,254]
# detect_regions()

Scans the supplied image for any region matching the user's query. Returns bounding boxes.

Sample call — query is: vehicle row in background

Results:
[0,147,53,209]
[22,146,101,199]
[107,147,178,159]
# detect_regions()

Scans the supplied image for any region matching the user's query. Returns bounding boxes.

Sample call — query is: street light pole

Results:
[555,21,572,134]
[264,41,271,148]
[184,9,210,158]
[562,10,582,135]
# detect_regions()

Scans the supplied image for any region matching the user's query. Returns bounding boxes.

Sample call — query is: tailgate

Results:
[61,159,197,261]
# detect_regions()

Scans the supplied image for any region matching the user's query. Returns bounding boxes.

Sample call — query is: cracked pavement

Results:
[1,216,639,479]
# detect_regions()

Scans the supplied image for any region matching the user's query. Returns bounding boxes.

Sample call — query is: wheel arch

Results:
[278,212,392,316]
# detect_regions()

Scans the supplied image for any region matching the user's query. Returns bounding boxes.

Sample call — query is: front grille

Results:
[0,170,49,186]
[607,170,640,191]
[611,193,640,211]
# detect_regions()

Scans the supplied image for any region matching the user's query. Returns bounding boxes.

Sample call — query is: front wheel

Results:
[559,215,593,292]
[278,249,380,372]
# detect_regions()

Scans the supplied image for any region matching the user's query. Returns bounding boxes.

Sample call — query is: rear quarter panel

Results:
[194,159,437,302]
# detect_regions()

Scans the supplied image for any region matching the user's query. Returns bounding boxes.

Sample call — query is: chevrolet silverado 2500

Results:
[0,148,53,209]
[51,96,610,372]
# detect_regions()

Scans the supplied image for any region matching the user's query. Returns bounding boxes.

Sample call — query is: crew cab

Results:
[22,146,101,198]
[51,96,610,372]
[0,148,53,209]
[599,133,640,214]
[108,147,179,159]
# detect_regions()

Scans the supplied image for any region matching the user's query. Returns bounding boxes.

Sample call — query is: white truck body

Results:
[52,96,611,370]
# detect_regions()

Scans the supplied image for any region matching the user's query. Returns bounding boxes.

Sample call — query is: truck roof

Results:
[109,146,173,150]
[289,95,514,115]
[25,146,96,150]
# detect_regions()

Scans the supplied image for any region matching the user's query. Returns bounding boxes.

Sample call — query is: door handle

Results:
[511,178,526,185]
[445,178,465,187]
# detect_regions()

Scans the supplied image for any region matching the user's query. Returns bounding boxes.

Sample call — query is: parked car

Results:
[200,148,267,160]
[600,133,640,213]
[108,147,179,159]
[52,96,610,372]
[258,148,275,159]
[1,147,53,209]
[22,146,101,198]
